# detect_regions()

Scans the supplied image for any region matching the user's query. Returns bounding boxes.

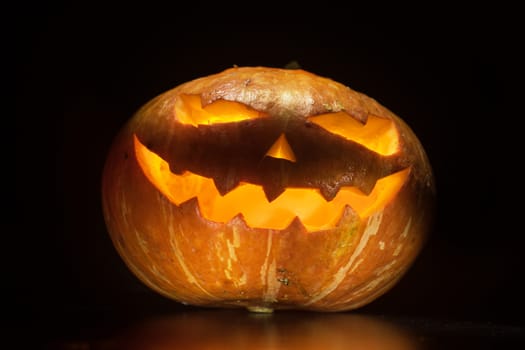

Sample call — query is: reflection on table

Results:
[86,309,419,350]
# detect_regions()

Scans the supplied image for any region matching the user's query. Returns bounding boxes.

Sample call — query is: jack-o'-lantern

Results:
[101,66,435,312]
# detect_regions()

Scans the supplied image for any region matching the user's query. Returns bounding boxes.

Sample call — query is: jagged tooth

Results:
[286,217,308,232]
[359,177,376,195]
[263,184,286,203]
[213,174,241,196]
[319,182,339,202]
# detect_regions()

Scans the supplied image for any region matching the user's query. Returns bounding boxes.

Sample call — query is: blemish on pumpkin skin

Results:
[277,277,290,286]
[276,268,310,297]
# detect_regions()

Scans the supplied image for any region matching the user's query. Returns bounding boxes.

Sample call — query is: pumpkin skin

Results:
[101,66,435,312]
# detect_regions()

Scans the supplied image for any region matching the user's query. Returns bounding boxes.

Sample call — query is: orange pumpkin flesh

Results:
[102,66,435,312]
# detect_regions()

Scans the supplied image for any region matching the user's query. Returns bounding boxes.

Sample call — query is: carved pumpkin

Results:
[102,66,435,312]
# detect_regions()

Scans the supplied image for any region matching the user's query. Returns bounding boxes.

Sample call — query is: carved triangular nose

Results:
[265,133,296,162]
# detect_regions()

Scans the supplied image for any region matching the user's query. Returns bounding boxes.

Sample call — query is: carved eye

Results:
[174,94,265,126]
[308,112,399,156]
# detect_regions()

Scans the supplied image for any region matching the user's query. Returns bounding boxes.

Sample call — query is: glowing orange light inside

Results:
[308,112,399,156]
[265,134,296,162]
[174,94,264,126]
[134,135,409,231]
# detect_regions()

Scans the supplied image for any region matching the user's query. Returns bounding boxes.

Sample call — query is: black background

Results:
[14,2,523,346]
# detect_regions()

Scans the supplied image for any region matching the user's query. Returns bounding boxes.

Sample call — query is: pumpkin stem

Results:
[284,60,301,69]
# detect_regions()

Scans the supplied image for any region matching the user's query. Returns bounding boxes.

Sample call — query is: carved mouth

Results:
[134,135,409,231]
